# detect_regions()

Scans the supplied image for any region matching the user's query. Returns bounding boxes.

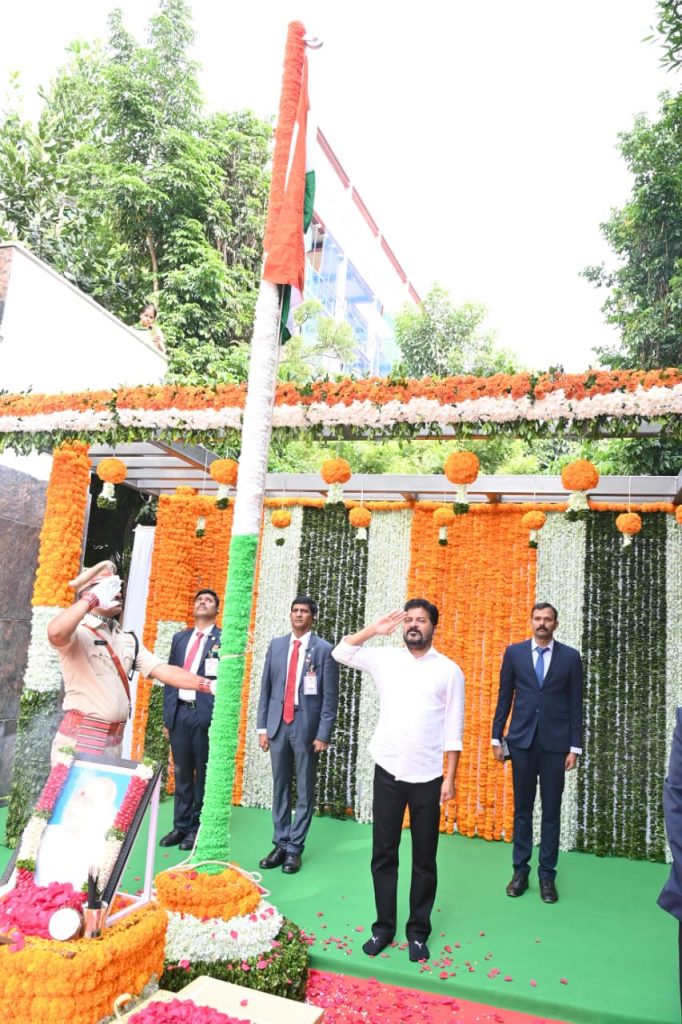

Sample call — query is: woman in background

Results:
[139,302,166,354]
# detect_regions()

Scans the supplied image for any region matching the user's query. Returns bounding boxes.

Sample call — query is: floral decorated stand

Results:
[155,862,310,1000]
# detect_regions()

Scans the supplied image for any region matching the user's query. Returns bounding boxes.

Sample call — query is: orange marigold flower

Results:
[349,507,371,528]
[320,457,352,484]
[675,505,682,526]
[615,512,642,535]
[155,867,260,921]
[96,457,127,485]
[561,459,600,491]
[271,509,292,529]
[444,451,480,485]
[433,507,456,526]
[521,510,547,531]
[209,458,238,486]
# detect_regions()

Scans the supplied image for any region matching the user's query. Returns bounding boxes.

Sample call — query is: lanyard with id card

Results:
[303,655,318,696]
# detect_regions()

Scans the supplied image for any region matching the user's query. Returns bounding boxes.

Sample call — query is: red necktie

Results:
[282,639,301,724]
[183,631,204,671]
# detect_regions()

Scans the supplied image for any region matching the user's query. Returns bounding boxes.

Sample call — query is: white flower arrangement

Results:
[151,621,186,684]
[164,899,283,963]
[23,606,67,693]
[354,511,413,823]
[665,516,682,862]
[533,513,586,851]
[4,383,681,439]
[240,507,304,809]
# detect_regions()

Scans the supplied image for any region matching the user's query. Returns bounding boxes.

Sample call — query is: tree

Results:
[583,93,682,369]
[277,300,357,382]
[394,286,517,379]
[0,0,271,371]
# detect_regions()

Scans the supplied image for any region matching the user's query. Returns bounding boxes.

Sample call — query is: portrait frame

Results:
[2,753,162,912]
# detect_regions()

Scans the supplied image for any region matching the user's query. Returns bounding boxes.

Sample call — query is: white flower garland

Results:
[240,507,304,809]
[354,511,413,823]
[153,620,186,662]
[23,606,66,693]
[533,513,586,851]
[3,384,680,438]
[164,899,283,963]
[665,517,682,862]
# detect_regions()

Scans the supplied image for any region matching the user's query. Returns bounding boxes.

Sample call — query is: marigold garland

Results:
[561,459,600,491]
[615,511,643,549]
[0,902,167,1024]
[155,866,261,920]
[433,506,456,546]
[407,505,535,839]
[210,459,238,509]
[675,505,682,525]
[270,509,292,546]
[444,451,480,485]
[521,509,547,548]
[32,442,91,607]
[349,506,371,541]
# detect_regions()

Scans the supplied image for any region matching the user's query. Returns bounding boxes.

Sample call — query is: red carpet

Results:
[305,969,572,1024]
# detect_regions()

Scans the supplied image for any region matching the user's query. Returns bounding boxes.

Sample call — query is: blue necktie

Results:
[535,646,548,686]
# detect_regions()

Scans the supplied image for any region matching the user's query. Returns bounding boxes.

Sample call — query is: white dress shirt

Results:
[178,627,208,701]
[332,639,465,783]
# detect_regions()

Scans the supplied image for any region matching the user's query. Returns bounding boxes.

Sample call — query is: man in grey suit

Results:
[257,596,339,874]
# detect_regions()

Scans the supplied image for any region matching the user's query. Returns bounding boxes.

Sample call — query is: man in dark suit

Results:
[257,596,339,874]
[159,588,221,851]
[492,602,583,903]
[658,707,682,1015]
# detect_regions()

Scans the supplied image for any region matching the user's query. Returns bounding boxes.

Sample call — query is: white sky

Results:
[1,1,674,371]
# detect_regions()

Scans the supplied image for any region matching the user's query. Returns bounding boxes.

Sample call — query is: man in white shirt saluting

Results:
[333,599,465,964]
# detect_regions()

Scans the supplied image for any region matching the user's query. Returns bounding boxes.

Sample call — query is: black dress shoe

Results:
[178,834,197,851]
[259,846,287,869]
[540,878,558,903]
[281,852,302,874]
[159,829,186,847]
[506,871,529,897]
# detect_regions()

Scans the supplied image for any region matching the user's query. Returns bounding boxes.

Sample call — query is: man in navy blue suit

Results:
[159,589,221,851]
[492,603,583,903]
[658,707,682,1014]
[256,596,339,875]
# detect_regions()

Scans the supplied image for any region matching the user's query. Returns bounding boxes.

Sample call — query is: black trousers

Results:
[371,763,442,942]
[169,704,209,835]
[508,732,566,880]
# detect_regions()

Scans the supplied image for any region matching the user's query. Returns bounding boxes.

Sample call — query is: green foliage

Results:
[0,0,270,364]
[161,919,309,999]
[6,689,62,847]
[394,285,518,379]
[583,93,682,371]
[279,300,357,382]
[650,1,682,70]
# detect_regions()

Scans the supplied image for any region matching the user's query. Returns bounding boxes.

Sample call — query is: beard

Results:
[404,627,431,650]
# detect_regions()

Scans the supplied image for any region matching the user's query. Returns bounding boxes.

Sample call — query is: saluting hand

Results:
[372,610,406,636]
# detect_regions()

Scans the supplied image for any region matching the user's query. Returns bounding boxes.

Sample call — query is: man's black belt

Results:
[178,699,196,707]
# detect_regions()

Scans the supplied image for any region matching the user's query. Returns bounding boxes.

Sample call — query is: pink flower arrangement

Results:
[0,869,85,941]
[129,998,251,1024]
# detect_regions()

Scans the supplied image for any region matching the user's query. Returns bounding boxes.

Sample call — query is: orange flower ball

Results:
[615,512,642,535]
[349,506,372,528]
[676,505,682,525]
[209,458,238,486]
[433,507,456,527]
[96,457,126,484]
[271,509,292,529]
[174,485,197,495]
[521,510,547,531]
[561,459,600,492]
[320,457,352,484]
[444,451,480,485]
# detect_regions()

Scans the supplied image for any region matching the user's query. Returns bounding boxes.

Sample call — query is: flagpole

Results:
[194,23,310,867]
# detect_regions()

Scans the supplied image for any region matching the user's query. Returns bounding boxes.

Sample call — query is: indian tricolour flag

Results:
[262,37,315,340]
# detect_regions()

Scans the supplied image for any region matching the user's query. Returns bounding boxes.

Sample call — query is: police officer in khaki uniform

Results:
[47,560,214,763]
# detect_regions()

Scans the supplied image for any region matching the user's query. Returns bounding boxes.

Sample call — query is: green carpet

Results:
[1,803,677,1024]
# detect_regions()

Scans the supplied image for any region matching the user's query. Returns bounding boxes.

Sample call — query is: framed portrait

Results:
[3,753,162,907]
